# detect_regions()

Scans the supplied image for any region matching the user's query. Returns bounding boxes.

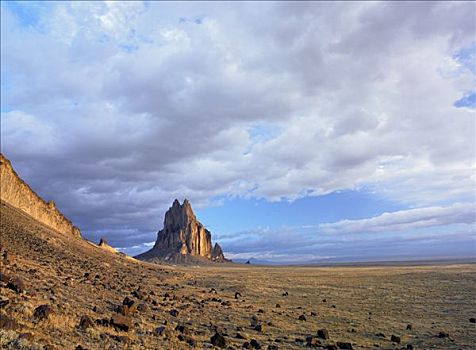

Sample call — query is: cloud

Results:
[1,1,475,254]
[319,203,476,234]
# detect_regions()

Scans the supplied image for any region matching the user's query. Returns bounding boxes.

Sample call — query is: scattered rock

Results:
[254,324,266,332]
[438,331,449,338]
[298,314,307,321]
[34,304,54,320]
[375,332,385,338]
[0,299,10,308]
[282,291,289,296]
[317,329,329,340]
[235,292,242,299]
[155,326,168,338]
[251,315,259,327]
[250,339,262,349]
[175,324,188,334]
[306,335,320,347]
[132,289,145,300]
[275,303,281,308]
[236,332,246,339]
[336,342,353,349]
[112,335,130,344]
[268,345,279,350]
[2,251,14,265]
[310,311,317,316]
[0,314,18,330]
[406,324,413,330]
[391,335,401,343]
[325,345,338,350]
[406,345,414,350]
[95,318,110,327]
[470,318,475,323]
[110,314,132,332]
[210,332,227,348]
[137,303,147,312]
[170,309,179,317]
[79,315,94,329]
[18,333,33,341]
[0,272,11,283]
[6,276,25,293]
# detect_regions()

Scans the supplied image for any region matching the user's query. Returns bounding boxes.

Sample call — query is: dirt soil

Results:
[1,201,475,350]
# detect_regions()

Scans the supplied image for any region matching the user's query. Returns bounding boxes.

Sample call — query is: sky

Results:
[1,1,475,263]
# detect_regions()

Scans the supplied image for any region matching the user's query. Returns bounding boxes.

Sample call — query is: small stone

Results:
[95,318,110,327]
[268,345,279,350]
[112,335,130,344]
[236,333,246,339]
[375,333,385,338]
[391,335,401,343]
[406,324,413,330]
[34,305,54,320]
[43,345,55,350]
[325,345,338,350]
[251,315,259,327]
[169,309,179,317]
[406,345,414,350]
[75,346,87,350]
[322,299,327,303]
[337,342,353,350]
[235,292,242,299]
[110,314,132,332]
[0,314,18,330]
[282,291,288,296]
[19,333,33,341]
[275,304,281,308]
[243,342,251,349]
[470,318,476,323]
[310,311,317,316]
[250,339,261,349]
[306,335,320,347]
[79,315,94,329]
[175,324,188,334]
[132,289,145,300]
[210,332,226,348]
[254,324,266,332]
[136,303,147,312]
[155,326,167,337]
[438,331,449,338]
[0,299,10,308]
[6,276,25,294]
[317,329,329,340]
[298,314,307,321]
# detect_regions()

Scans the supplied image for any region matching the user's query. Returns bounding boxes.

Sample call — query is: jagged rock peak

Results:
[212,243,226,262]
[135,199,228,264]
[164,198,196,229]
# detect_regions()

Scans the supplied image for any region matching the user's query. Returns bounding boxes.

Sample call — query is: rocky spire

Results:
[135,199,227,264]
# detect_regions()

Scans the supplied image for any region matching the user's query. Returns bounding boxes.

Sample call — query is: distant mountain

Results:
[135,199,228,264]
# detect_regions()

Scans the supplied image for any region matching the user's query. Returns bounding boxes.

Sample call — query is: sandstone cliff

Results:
[135,199,227,264]
[0,153,81,237]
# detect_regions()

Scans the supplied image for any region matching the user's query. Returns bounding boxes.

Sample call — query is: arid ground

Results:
[1,201,475,349]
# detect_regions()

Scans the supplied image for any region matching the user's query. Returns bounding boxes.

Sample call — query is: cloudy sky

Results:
[1,1,475,263]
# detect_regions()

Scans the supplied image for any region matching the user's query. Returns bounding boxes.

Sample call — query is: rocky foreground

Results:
[1,201,475,349]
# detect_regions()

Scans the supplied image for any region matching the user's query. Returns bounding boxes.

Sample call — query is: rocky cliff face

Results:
[0,153,81,237]
[135,199,227,264]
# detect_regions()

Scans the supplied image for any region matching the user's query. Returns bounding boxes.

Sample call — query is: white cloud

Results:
[319,203,476,234]
[1,1,475,252]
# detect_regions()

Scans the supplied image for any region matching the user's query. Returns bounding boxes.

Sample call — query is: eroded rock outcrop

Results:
[135,199,228,264]
[0,153,80,237]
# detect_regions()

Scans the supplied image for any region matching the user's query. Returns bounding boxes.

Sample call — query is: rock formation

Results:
[135,199,228,264]
[0,153,81,237]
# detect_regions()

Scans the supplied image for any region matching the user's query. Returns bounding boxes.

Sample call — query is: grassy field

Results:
[1,201,475,349]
